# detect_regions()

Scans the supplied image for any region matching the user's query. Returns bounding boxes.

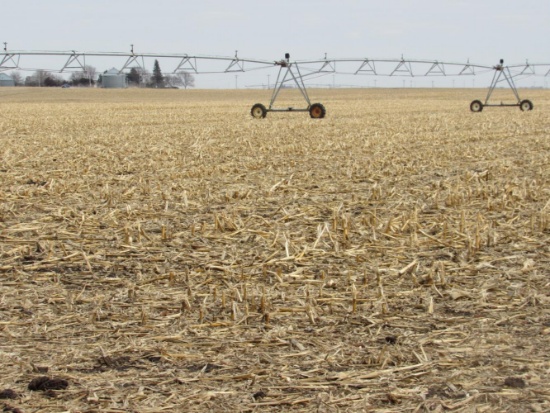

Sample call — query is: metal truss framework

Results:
[2,49,549,77]
[250,54,327,119]
[0,50,275,75]
[0,53,20,71]
[468,59,535,112]
[1,49,548,116]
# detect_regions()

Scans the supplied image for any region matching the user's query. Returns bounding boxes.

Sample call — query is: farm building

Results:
[0,73,15,86]
[101,68,128,89]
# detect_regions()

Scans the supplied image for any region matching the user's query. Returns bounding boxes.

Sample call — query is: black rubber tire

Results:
[470,100,483,112]
[251,103,267,118]
[309,103,326,119]
[519,99,533,111]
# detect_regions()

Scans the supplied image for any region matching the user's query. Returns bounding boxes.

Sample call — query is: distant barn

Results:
[102,68,128,89]
[0,73,15,87]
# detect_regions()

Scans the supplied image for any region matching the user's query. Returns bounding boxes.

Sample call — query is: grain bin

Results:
[102,68,128,88]
[0,73,15,87]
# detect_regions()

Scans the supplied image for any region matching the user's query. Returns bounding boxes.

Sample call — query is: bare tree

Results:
[84,65,97,81]
[69,66,97,87]
[160,71,195,89]
[177,71,195,89]
[10,71,23,86]
[36,70,49,86]
[70,65,97,86]
[25,70,50,86]
[164,74,183,88]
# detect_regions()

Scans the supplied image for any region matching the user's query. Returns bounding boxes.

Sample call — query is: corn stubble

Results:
[1,87,549,412]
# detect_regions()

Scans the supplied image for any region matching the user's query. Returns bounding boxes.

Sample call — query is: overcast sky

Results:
[3,0,549,88]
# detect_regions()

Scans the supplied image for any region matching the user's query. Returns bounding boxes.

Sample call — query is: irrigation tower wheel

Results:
[470,100,483,112]
[251,103,267,118]
[519,99,533,111]
[309,103,326,119]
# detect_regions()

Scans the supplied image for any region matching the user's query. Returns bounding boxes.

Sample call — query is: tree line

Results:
[8,60,194,88]
[126,60,195,89]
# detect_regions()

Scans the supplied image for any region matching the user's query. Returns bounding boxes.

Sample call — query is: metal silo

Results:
[0,73,15,87]
[102,68,128,88]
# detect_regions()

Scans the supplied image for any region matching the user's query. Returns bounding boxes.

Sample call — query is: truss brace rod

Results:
[0,53,19,71]
[485,64,521,105]
[269,65,287,109]
[289,64,311,105]
[269,63,311,109]
[355,59,376,75]
[120,55,146,74]
[61,53,87,72]
[173,56,197,73]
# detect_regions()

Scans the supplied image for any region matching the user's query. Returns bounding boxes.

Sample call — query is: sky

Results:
[2,0,549,88]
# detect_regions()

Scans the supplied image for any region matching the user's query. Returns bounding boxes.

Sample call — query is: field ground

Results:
[0,87,549,412]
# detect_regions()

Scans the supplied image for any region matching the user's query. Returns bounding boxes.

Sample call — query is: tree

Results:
[25,76,36,87]
[164,71,196,89]
[150,59,164,88]
[10,71,23,86]
[127,67,142,86]
[163,74,180,88]
[43,75,63,87]
[84,65,97,81]
[24,70,53,87]
[179,71,195,89]
[70,65,97,87]
[32,69,50,86]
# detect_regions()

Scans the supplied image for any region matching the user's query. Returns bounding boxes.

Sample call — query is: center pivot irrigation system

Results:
[1,46,549,118]
[469,59,534,112]
[250,53,326,119]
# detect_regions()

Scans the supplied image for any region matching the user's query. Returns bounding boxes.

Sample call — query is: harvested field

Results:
[0,87,549,412]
